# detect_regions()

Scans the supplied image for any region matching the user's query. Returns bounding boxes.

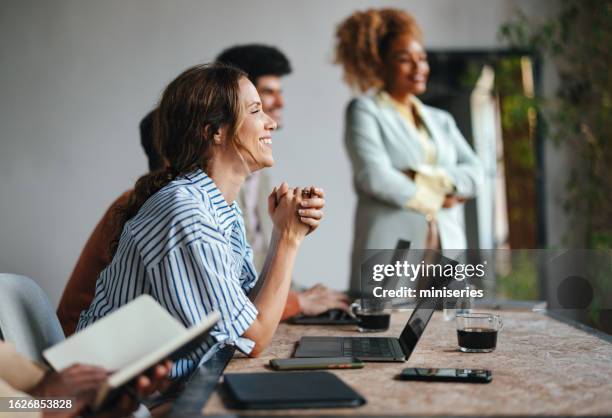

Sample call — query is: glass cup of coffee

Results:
[456,313,502,353]
[351,299,390,332]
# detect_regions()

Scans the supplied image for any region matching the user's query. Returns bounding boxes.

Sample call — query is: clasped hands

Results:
[267,182,325,243]
[266,184,349,315]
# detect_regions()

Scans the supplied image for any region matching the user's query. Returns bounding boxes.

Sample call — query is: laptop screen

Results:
[398,299,436,357]
[397,252,457,356]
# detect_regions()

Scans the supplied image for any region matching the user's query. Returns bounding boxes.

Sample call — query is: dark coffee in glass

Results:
[351,299,390,332]
[356,312,391,332]
[457,328,498,351]
[456,313,502,353]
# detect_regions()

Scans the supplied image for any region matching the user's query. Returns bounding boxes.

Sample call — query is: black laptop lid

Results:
[375,239,412,298]
[398,252,457,357]
[223,372,366,409]
[398,298,436,357]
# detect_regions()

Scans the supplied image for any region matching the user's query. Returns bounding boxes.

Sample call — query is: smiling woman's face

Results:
[235,77,277,171]
[382,35,429,96]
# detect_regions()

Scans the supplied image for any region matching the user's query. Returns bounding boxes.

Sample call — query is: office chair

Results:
[0,273,65,362]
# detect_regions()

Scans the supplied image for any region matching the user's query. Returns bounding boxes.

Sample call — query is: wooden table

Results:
[180,310,612,416]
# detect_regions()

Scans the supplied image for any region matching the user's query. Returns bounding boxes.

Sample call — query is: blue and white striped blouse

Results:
[76,169,259,378]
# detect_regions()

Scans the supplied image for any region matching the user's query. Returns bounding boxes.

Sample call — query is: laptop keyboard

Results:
[343,338,395,358]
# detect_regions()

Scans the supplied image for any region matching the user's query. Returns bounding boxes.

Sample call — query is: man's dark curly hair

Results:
[216,44,292,83]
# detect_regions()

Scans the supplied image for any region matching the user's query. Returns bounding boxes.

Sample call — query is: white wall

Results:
[0,0,561,307]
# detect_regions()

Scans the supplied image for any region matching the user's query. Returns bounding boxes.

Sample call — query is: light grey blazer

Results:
[344,95,483,291]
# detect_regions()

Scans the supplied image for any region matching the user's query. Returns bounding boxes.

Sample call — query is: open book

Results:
[43,295,220,408]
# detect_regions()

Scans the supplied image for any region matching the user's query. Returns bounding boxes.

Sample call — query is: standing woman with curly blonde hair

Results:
[335,8,483,290]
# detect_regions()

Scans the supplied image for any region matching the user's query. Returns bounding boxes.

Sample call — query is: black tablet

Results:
[223,371,366,409]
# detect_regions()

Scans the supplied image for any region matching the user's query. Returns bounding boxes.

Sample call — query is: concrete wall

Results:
[0,0,562,307]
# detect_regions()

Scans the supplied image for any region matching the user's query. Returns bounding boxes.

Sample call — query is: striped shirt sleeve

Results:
[148,231,259,356]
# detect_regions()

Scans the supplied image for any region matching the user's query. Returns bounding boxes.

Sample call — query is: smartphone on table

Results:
[270,357,364,371]
[399,368,492,383]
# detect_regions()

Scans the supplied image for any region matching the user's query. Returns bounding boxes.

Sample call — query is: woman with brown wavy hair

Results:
[76,63,325,377]
[335,8,483,291]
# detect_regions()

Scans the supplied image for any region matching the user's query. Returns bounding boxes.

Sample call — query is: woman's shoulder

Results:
[346,94,379,112]
[156,178,207,208]
[345,94,388,123]
[125,178,223,264]
[129,178,215,232]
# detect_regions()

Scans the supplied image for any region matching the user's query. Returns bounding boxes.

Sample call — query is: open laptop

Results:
[294,297,438,362]
[295,246,453,362]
